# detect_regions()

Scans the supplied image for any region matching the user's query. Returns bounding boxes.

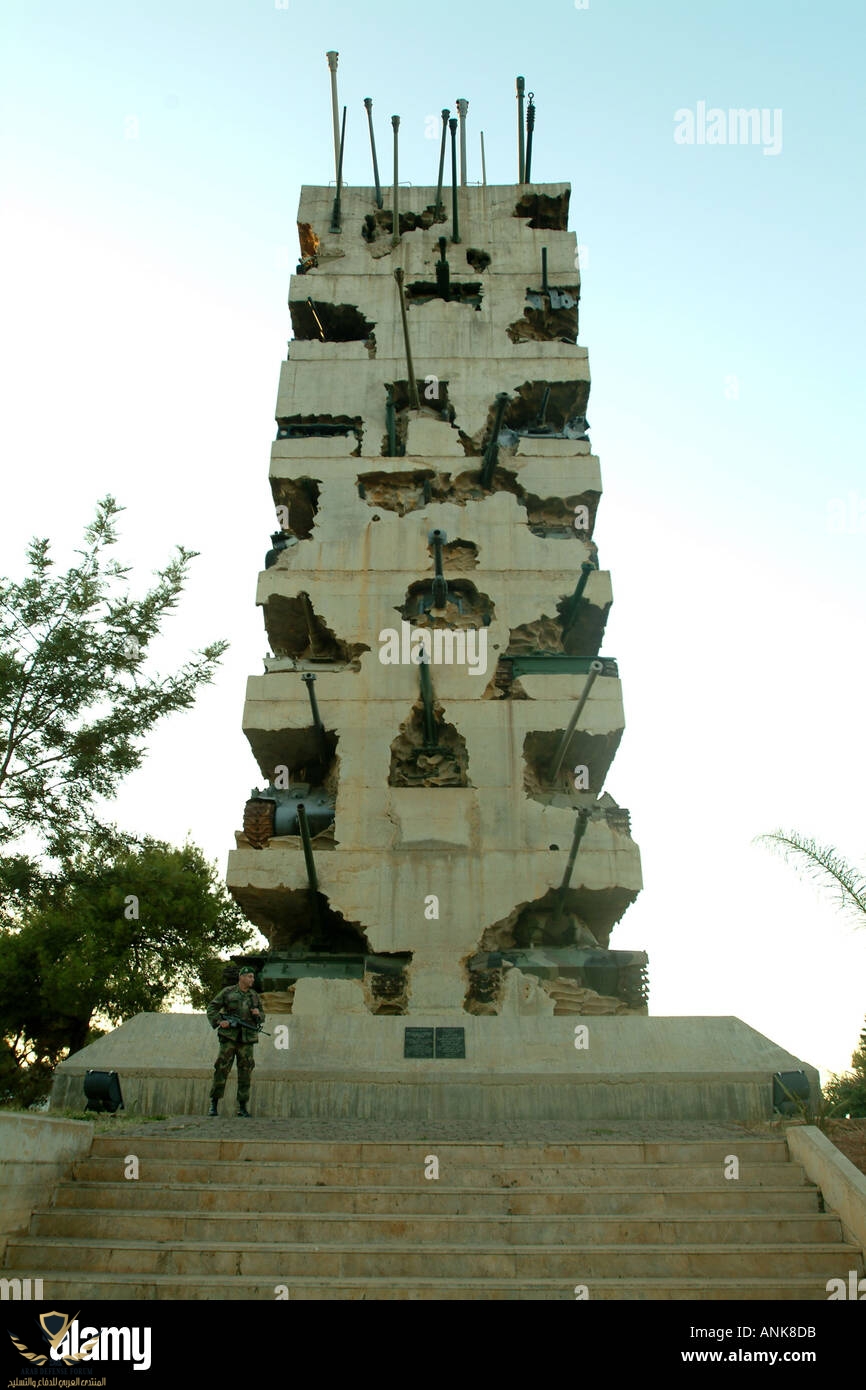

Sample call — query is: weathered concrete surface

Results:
[226,180,644,1019]
[786,1125,866,1256]
[50,1013,819,1123]
[0,1112,93,1261]
[10,1127,861,1300]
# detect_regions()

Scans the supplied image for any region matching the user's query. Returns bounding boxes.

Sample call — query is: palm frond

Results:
[755,829,866,926]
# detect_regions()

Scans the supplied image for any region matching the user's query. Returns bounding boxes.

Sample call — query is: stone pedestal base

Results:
[49,1013,818,1124]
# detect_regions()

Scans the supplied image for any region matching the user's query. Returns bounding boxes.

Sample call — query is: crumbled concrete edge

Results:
[786,1123,866,1255]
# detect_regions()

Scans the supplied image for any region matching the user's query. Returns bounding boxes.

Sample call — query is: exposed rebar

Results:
[480,130,487,187]
[363,97,383,209]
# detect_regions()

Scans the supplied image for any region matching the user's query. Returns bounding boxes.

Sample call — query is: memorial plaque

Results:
[435,1027,466,1059]
[404,1027,435,1058]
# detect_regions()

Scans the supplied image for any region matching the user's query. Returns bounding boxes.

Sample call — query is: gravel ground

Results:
[98,1116,778,1142]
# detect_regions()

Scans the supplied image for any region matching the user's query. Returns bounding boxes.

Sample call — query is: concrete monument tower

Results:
[227,171,648,1036]
[51,85,818,1119]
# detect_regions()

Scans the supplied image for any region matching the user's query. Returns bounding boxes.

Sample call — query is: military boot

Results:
[237,1104,251,1118]
[208,1100,219,1117]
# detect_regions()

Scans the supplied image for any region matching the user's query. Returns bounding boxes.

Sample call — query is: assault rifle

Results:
[219,1013,272,1037]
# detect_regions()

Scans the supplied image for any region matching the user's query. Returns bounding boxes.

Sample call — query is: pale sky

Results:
[2,0,864,1080]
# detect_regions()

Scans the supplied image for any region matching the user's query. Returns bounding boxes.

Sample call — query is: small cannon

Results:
[242,783,335,850]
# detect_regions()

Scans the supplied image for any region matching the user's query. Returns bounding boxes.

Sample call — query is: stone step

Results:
[90,1135,791,1165]
[6,1235,859,1278]
[29,1208,844,1246]
[71,1157,809,1188]
[51,1180,823,1216]
[21,1271,841,1301]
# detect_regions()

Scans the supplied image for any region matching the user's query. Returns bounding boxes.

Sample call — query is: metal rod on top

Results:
[329,105,346,233]
[435,109,450,216]
[391,115,400,246]
[449,117,460,243]
[364,98,383,209]
[326,52,341,182]
[480,131,487,186]
[457,98,468,186]
[525,93,536,182]
[516,76,526,182]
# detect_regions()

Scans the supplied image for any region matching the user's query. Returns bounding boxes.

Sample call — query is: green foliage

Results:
[0,832,256,1105]
[822,1018,866,1119]
[0,496,228,856]
[0,496,256,1108]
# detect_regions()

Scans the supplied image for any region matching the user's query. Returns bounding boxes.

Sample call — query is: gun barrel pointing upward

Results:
[326,51,341,182]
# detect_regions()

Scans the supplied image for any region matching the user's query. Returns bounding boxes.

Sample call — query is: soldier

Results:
[206,968,266,1117]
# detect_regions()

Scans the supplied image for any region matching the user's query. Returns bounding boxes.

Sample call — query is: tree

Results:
[0,832,257,1105]
[822,1019,866,1119]
[757,828,866,1119]
[0,496,227,856]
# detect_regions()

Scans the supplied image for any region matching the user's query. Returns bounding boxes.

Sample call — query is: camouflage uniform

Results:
[206,984,266,1107]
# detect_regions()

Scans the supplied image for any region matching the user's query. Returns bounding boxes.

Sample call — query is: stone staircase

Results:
[4,1133,863,1300]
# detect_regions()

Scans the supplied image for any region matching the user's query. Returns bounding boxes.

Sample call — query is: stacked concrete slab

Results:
[228,181,646,1024]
